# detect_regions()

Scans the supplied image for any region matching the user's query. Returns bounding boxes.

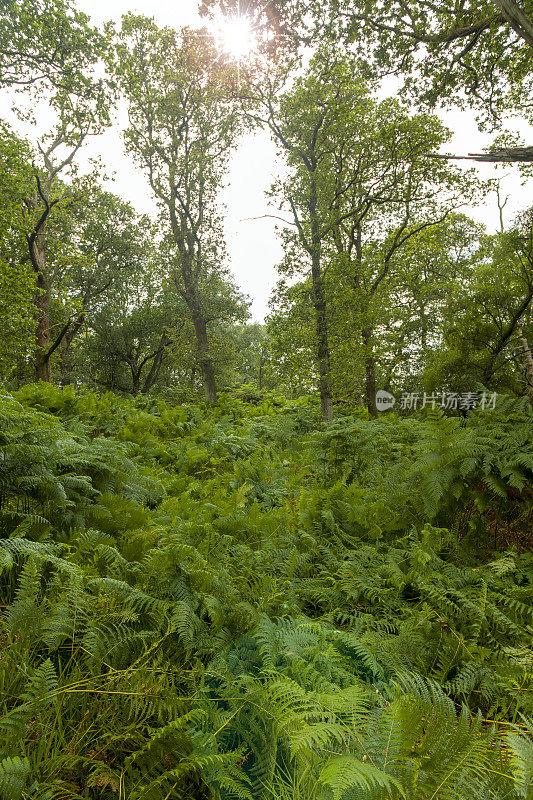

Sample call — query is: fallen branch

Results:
[429,146,533,163]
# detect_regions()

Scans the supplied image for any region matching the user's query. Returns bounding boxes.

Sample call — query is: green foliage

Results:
[0,123,36,377]
[114,16,248,403]
[422,208,533,396]
[0,756,30,800]
[0,0,107,92]
[265,46,483,418]
[2,4,533,797]
[0,386,532,798]
[240,0,533,125]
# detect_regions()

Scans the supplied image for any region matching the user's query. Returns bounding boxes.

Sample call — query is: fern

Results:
[0,757,30,800]
[507,717,533,799]
[318,756,404,799]
[0,387,532,798]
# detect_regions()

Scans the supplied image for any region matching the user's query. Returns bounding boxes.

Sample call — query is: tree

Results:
[376,215,486,392]
[255,53,370,421]
[262,48,476,419]
[204,0,533,161]
[0,0,112,384]
[24,139,97,380]
[84,287,184,396]
[15,37,111,383]
[54,188,154,384]
[24,139,85,382]
[0,0,107,92]
[0,0,111,382]
[0,122,35,378]
[315,0,533,124]
[426,209,533,396]
[226,0,533,121]
[115,16,243,404]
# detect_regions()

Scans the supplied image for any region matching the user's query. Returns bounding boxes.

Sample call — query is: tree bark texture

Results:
[362,327,378,418]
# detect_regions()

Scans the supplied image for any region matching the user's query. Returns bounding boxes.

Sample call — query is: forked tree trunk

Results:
[142,349,164,395]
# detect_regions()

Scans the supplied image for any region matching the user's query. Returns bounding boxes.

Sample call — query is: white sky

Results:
[3,0,533,321]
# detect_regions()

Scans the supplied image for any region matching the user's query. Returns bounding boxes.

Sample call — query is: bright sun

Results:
[214,14,257,61]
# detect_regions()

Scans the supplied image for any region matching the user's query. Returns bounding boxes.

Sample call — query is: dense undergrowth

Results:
[0,384,532,799]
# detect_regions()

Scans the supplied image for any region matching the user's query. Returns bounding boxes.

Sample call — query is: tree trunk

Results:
[362,327,378,418]
[130,357,140,396]
[34,271,51,383]
[258,348,264,390]
[59,319,83,385]
[172,248,218,403]
[311,261,333,423]
[518,326,533,397]
[308,177,333,425]
[142,349,165,394]
[191,309,217,403]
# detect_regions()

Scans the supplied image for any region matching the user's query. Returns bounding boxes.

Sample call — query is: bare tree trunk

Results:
[518,326,533,397]
[191,309,217,404]
[313,286,333,423]
[59,316,84,385]
[362,327,378,418]
[311,252,333,423]
[258,347,264,390]
[34,250,51,382]
[309,179,333,425]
